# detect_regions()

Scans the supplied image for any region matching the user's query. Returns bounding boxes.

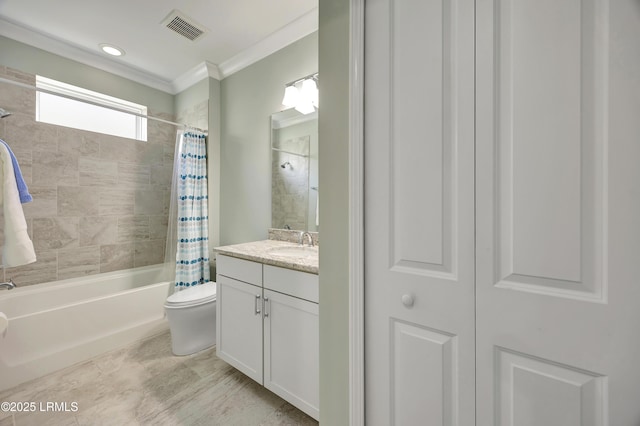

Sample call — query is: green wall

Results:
[174,78,209,115]
[319,0,351,423]
[0,36,174,114]
[219,32,318,245]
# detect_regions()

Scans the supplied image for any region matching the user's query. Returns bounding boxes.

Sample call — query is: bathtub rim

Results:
[0,263,171,302]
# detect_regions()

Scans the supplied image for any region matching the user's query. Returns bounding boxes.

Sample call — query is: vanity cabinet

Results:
[216,254,319,420]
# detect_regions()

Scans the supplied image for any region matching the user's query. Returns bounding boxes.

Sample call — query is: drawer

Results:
[216,254,262,286]
[263,265,318,303]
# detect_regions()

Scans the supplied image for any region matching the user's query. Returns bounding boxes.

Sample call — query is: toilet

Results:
[164,281,217,356]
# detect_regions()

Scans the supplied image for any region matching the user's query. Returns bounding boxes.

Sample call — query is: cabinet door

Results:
[216,275,263,384]
[263,289,319,420]
[476,0,640,424]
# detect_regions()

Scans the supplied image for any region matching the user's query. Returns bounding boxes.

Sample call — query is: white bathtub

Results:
[0,265,172,392]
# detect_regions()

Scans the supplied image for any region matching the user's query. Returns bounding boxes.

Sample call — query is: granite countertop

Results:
[213,240,319,275]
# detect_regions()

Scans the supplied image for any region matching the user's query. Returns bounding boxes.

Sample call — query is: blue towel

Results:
[0,139,32,203]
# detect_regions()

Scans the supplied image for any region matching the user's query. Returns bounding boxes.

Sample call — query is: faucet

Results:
[0,279,15,290]
[299,231,314,247]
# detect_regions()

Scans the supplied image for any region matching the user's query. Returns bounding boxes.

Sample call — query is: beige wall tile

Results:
[99,135,138,162]
[134,189,164,215]
[0,83,34,116]
[136,142,164,165]
[118,162,150,187]
[32,151,78,187]
[150,165,173,190]
[4,114,58,152]
[99,188,135,216]
[22,187,57,219]
[100,243,135,273]
[79,157,117,186]
[117,216,149,243]
[79,216,118,247]
[150,216,169,241]
[32,217,79,250]
[134,240,165,267]
[57,246,100,280]
[57,130,100,158]
[58,186,100,216]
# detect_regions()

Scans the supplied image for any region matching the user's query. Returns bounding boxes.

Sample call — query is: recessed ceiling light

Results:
[99,43,125,57]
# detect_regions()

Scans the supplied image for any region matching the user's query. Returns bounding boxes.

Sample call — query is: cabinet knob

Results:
[401,294,415,308]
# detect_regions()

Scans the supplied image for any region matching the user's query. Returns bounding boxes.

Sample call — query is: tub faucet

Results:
[0,279,15,290]
[299,231,314,247]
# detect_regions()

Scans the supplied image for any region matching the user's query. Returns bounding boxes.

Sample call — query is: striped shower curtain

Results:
[174,130,210,288]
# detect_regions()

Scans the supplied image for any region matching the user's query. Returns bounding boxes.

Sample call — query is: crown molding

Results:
[217,8,318,79]
[172,61,221,92]
[0,16,175,94]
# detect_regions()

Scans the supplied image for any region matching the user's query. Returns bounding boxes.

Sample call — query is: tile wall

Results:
[0,66,176,286]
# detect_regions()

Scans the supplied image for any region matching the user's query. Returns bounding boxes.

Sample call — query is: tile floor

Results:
[0,331,318,426]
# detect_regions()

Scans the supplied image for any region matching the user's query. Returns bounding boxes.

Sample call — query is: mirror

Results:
[271,109,318,232]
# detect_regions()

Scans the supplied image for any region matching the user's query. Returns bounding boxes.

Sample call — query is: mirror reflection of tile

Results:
[272,135,310,231]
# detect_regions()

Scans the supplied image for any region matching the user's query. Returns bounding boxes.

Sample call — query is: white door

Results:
[476,0,640,424]
[216,275,263,383]
[364,0,476,424]
[263,289,319,420]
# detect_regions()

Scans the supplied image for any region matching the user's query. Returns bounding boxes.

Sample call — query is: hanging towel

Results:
[0,139,32,203]
[0,143,36,267]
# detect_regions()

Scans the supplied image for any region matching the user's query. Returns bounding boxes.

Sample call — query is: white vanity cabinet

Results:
[216,254,319,421]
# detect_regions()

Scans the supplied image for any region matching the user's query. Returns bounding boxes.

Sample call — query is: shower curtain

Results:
[165,129,210,289]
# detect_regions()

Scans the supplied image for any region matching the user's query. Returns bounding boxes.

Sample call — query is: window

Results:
[36,76,147,141]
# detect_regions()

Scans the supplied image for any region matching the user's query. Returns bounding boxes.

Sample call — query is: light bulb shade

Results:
[295,100,316,115]
[300,78,319,108]
[282,85,299,108]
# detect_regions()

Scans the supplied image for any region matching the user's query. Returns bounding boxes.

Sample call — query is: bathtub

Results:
[0,265,172,392]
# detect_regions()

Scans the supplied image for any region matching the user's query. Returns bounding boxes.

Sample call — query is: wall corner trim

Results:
[348,0,365,424]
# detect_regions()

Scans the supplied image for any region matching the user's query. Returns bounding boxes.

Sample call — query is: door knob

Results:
[401,294,415,307]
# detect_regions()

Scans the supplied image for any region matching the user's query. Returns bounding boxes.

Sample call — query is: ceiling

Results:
[0,0,318,93]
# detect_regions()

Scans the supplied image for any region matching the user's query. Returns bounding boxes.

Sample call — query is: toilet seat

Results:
[165,282,216,308]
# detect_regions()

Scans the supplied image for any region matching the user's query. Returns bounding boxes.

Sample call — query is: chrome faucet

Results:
[0,279,15,290]
[299,231,314,247]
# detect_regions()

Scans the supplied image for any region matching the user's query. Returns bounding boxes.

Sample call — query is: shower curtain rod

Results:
[0,77,207,135]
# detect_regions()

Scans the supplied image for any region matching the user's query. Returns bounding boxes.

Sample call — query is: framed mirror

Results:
[270,109,318,232]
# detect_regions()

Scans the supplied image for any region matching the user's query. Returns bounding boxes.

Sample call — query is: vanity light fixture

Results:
[301,78,318,107]
[282,85,299,108]
[99,43,125,57]
[281,73,318,115]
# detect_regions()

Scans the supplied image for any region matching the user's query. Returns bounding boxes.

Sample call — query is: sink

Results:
[268,245,318,258]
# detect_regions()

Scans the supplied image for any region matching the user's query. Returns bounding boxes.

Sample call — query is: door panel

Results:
[391,321,457,426]
[364,0,475,424]
[476,0,640,424]
[496,348,606,426]
[490,0,607,300]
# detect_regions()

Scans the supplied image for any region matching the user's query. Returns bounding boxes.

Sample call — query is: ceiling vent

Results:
[162,10,208,42]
